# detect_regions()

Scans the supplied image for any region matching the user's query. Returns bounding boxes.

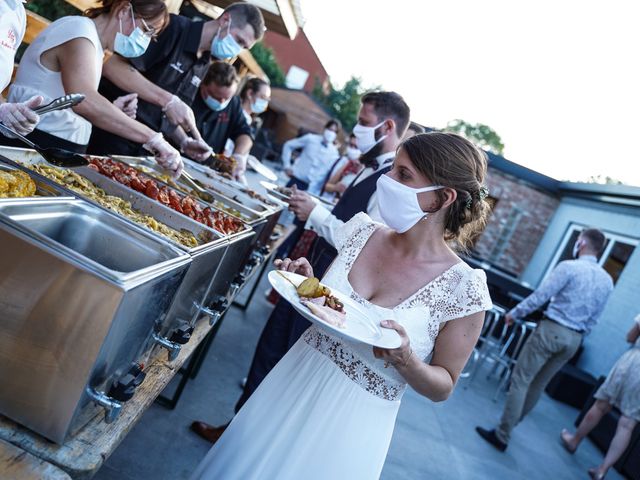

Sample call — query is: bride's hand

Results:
[373,320,413,369]
[274,257,314,278]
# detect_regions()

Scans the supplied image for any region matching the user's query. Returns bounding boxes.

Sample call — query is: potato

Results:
[297,277,323,298]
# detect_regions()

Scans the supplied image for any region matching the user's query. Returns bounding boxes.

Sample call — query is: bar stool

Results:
[462,305,508,384]
[488,319,537,401]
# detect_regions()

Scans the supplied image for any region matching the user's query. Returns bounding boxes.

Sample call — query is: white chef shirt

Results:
[281,133,340,196]
[0,0,26,91]
[305,151,395,248]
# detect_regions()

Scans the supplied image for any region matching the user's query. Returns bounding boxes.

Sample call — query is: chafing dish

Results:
[0,157,74,199]
[0,198,191,443]
[0,150,237,350]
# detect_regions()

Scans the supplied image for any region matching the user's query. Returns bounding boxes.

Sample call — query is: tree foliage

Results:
[586,174,624,185]
[312,76,371,133]
[444,119,505,155]
[249,42,285,87]
[26,0,79,20]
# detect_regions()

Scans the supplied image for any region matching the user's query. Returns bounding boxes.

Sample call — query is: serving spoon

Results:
[0,122,88,168]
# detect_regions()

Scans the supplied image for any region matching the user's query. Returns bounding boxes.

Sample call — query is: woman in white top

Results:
[0,0,42,136]
[5,0,182,175]
[190,132,493,480]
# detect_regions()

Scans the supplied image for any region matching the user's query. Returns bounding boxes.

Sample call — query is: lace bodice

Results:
[302,213,493,401]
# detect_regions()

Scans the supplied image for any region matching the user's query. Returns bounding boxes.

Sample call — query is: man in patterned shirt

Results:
[476,228,613,451]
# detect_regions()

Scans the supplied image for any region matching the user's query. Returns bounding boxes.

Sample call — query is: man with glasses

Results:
[88,2,265,163]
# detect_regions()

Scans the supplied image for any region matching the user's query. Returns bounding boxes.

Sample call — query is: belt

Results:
[543,316,584,334]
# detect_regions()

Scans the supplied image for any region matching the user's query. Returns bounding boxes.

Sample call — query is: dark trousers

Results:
[235,236,338,413]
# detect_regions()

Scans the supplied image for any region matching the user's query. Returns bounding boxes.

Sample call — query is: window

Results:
[545,224,637,284]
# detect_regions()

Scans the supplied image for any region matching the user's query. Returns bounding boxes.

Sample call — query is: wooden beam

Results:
[24,11,50,45]
[63,0,99,11]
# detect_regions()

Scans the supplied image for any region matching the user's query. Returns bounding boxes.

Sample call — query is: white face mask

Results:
[352,121,387,154]
[346,146,361,160]
[323,129,337,143]
[376,174,443,233]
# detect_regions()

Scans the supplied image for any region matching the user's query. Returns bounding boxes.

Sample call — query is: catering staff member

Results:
[88,2,265,164]
[0,0,42,136]
[4,0,183,175]
[170,62,252,181]
[320,133,362,202]
[239,76,270,136]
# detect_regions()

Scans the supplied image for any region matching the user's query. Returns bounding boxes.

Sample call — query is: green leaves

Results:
[249,42,285,87]
[444,119,505,155]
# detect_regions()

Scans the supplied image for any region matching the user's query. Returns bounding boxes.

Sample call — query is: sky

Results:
[300,0,640,186]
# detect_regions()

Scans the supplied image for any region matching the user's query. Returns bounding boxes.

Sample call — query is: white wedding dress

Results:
[191,213,492,480]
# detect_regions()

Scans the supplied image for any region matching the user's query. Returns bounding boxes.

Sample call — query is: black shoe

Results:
[475,427,507,452]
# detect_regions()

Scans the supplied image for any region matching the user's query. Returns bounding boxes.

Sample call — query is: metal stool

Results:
[488,319,537,401]
[462,305,508,384]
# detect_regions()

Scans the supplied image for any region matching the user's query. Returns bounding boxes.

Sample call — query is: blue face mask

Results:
[211,19,243,59]
[204,95,231,112]
[251,97,269,114]
[114,6,151,58]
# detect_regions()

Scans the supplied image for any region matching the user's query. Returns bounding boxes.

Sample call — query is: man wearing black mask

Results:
[190,91,410,444]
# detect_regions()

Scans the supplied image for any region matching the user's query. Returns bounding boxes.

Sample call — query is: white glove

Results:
[232,153,248,181]
[180,137,212,162]
[162,95,202,140]
[113,93,138,119]
[143,133,184,178]
[0,95,43,136]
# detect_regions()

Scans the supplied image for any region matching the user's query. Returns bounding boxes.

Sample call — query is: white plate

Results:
[268,270,402,349]
[247,156,278,181]
[260,180,292,201]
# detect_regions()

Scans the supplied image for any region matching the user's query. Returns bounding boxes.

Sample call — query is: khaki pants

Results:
[496,319,582,443]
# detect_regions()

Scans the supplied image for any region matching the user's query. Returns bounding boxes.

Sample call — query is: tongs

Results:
[181,170,214,203]
[34,93,85,115]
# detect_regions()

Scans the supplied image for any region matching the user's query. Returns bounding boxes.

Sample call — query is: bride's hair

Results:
[402,132,490,249]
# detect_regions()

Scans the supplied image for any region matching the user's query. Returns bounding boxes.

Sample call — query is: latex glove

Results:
[143,132,184,178]
[113,93,138,119]
[0,95,43,135]
[231,152,248,180]
[162,95,202,141]
[180,136,212,162]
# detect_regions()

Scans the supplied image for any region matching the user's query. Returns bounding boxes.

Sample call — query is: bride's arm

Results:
[376,312,484,402]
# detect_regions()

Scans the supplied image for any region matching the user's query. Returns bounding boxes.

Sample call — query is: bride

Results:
[191,132,493,480]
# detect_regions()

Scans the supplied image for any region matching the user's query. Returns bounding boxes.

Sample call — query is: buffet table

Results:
[0,149,288,478]
[0,313,216,479]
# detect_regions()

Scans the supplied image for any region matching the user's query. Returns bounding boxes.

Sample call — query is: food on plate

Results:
[275,186,293,197]
[27,164,201,248]
[301,300,346,329]
[0,170,36,198]
[89,158,245,235]
[294,276,346,328]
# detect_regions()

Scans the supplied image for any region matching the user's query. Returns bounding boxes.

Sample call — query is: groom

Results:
[191,91,411,442]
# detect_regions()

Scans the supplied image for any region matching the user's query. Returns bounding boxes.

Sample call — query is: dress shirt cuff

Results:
[305,203,330,231]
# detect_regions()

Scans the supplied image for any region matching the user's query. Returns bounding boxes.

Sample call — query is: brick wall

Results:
[473,168,560,277]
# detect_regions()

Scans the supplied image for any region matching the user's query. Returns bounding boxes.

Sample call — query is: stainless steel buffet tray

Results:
[0,198,191,443]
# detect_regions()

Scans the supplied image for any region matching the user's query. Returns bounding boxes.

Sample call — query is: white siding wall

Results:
[521,197,640,377]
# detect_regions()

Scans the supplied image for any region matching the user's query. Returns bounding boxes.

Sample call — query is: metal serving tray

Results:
[0,198,190,443]
[0,157,75,199]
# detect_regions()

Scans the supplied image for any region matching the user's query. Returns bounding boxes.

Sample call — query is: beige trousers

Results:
[496,319,582,443]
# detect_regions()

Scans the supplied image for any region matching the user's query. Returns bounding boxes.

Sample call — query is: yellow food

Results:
[0,170,37,198]
[28,164,200,248]
[297,277,322,298]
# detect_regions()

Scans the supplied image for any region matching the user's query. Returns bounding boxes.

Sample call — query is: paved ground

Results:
[94,272,624,480]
